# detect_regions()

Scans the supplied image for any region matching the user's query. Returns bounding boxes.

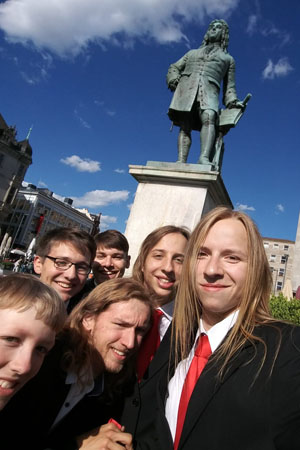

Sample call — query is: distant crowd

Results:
[0,207,299,449]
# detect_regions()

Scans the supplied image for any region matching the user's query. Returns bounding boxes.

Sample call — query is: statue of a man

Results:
[167,19,243,165]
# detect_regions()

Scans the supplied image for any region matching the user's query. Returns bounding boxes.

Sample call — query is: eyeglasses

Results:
[45,256,91,275]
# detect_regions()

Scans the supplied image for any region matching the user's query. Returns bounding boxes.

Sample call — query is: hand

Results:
[227,100,244,109]
[77,423,133,450]
[168,79,179,91]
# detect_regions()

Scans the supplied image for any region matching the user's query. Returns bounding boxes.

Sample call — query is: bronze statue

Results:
[167,19,249,169]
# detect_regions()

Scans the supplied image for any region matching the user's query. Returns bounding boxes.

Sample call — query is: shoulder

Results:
[255,322,300,359]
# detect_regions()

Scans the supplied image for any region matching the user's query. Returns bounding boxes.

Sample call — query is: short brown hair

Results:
[94,230,129,254]
[36,227,96,264]
[0,273,66,333]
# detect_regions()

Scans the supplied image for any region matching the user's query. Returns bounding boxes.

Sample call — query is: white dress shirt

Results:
[165,310,239,440]
[51,367,103,429]
[158,300,174,341]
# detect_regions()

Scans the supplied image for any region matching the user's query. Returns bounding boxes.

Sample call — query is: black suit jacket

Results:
[119,323,172,446]
[0,336,110,450]
[136,322,300,450]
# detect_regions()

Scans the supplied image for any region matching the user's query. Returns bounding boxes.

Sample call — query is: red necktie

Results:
[174,334,212,450]
[137,309,163,382]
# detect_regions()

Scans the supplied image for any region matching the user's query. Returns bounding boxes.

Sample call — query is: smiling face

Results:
[83,299,150,374]
[92,245,130,284]
[0,307,55,410]
[196,218,248,330]
[142,232,188,306]
[34,241,91,302]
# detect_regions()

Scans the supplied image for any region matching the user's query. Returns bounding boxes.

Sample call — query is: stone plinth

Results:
[125,161,232,271]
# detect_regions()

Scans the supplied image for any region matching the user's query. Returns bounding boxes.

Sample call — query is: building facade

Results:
[0,114,32,223]
[4,184,94,250]
[263,237,294,294]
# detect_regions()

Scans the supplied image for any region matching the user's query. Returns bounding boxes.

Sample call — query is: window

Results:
[284,245,289,251]
[281,255,288,264]
[263,242,269,248]
[270,255,276,262]
[278,268,285,277]
[273,243,279,249]
[276,281,283,291]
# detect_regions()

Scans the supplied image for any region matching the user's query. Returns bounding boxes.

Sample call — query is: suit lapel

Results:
[140,324,172,386]
[178,341,255,449]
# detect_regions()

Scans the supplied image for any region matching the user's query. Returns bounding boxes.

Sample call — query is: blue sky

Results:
[0,0,299,240]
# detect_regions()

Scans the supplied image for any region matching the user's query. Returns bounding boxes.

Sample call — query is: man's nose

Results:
[64,263,78,279]
[204,256,224,277]
[121,329,136,350]
[102,256,113,267]
[162,257,174,274]
[11,348,34,376]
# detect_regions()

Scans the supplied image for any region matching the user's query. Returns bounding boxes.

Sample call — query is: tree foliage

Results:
[269,293,300,325]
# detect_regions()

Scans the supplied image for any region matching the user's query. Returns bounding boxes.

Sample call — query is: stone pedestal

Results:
[125,161,232,270]
[292,212,300,292]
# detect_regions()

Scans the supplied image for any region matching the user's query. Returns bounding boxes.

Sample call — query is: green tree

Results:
[269,293,300,325]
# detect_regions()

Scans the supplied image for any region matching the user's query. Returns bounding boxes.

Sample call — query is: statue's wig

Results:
[201,19,229,52]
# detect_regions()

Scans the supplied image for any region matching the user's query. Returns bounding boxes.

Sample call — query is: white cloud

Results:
[262,58,293,80]
[52,193,65,202]
[94,100,115,117]
[276,204,284,213]
[0,0,239,56]
[235,203,255,212]
[72,189,130,208]
[100,215,117,230]
[74,109,91,129]
[60,155,101,172]
[114,168,125,174]
[37,180,47,187]
[246,14,257,35]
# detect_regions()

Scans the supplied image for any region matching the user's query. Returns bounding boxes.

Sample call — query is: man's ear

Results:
[33,255,43,275]
[82,315,95,334]
[126,255,131,269]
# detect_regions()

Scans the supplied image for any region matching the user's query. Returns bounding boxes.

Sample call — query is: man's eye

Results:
[36,346,49,355]
[1,336,19,344]
[174,257,184,264]
[197,251,207,259]
[56,260,69,268]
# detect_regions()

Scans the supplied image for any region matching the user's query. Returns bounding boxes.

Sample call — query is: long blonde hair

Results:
[172,207,274,377]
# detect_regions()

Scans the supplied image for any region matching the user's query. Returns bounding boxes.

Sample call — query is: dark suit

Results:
[0,336,110,450]
[67,277,96,313]
[120,324,172,447]
[136,323,300,450]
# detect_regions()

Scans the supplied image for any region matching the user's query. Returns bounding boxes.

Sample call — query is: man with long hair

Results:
[167,19,243,165]
[120,225,189,444]
[1,277,152,449]
[139,207,300,449]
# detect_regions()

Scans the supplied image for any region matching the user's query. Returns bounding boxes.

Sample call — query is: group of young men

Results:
[1,208,300,450]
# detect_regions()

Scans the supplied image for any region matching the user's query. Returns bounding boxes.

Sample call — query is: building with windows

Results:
[263,237,294,294]
[0,114,32,223]
[3,184,95,251]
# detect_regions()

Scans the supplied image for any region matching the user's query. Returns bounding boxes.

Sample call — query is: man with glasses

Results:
[34,227,96,310]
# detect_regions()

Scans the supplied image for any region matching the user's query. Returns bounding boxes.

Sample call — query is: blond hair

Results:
[173,207,274,377]
[0,273,66,333]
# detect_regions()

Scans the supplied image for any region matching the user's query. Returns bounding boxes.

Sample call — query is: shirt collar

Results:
[199,310,239,353]
[158,300,174,320]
